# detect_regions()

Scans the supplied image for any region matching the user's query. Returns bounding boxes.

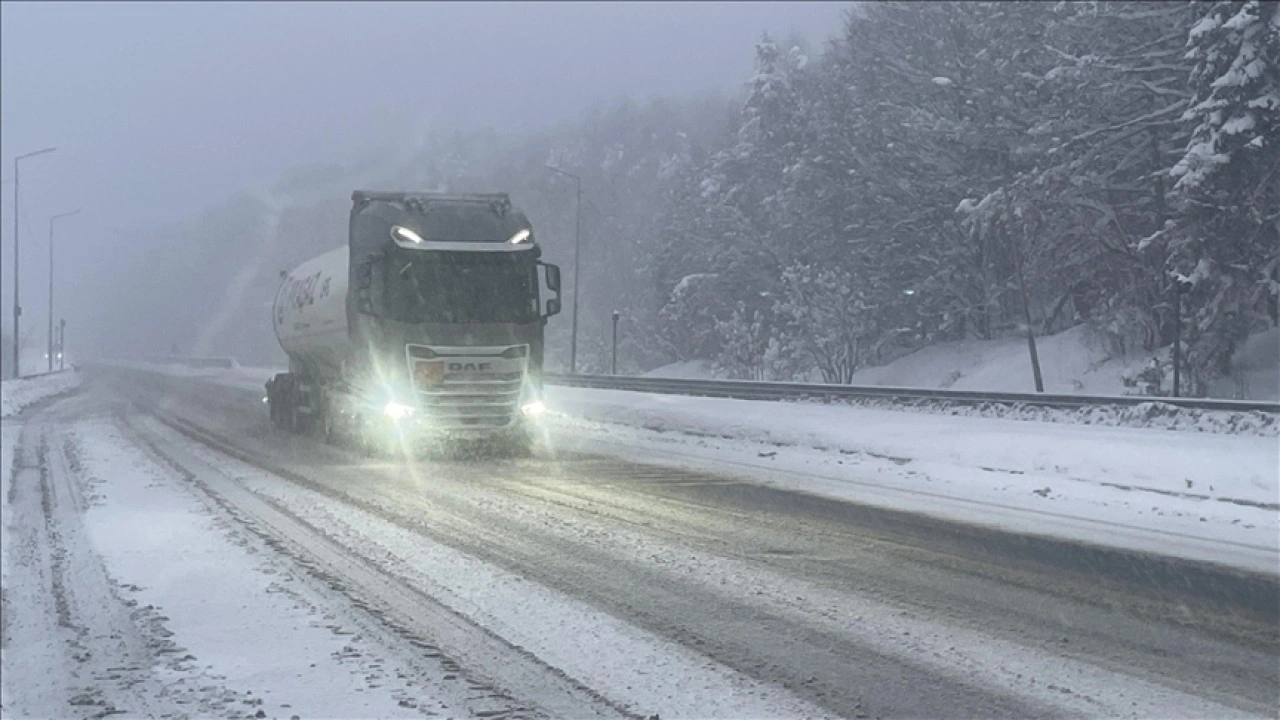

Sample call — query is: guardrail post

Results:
[611,310,620,375]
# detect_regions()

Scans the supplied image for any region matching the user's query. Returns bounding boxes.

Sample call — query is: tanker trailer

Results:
[266,191,562,455]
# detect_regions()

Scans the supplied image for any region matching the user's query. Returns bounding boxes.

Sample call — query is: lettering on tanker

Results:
[275,270,329,329]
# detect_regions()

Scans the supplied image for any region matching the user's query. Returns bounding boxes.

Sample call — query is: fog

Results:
[0,1,845,370]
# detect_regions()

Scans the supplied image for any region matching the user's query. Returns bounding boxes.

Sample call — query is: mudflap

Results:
[266,374,294,431]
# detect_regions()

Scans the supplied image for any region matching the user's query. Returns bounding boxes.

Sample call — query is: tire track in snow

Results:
[123,410,636,720]
[3,407,242,718]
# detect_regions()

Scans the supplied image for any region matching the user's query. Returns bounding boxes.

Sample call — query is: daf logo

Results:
[448,362,492,372]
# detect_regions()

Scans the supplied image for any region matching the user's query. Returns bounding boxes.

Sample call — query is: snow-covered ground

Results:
[542,387,1279,575]
[647,324,1280,401]
[1,369,81,418]
[850,324,1172,396]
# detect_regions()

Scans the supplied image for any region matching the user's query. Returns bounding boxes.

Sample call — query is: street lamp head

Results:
[545,164,580,182]
[17,147,56,161]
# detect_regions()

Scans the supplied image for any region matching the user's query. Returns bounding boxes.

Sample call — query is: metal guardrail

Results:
[146,355,240,369]
[545,374,1280,414]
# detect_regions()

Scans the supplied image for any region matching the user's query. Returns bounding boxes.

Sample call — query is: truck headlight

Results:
[521,400,546,417]
[383,401,415,420]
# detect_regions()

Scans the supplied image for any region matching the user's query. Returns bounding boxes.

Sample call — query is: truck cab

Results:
[268,191,561,455]
[348,191,561,444]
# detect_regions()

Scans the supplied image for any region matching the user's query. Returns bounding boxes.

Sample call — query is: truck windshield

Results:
[383,252,540,324]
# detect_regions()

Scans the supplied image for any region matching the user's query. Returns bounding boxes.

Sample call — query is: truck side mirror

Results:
[543,264,561,293]
[545,298,562,317]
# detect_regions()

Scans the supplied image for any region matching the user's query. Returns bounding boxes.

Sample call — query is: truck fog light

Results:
[521,400,546,417]
[383,401,415,420]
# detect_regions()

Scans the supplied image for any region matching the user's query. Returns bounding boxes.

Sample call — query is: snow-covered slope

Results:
[646,324,1279,400]
[849,325,1140,395]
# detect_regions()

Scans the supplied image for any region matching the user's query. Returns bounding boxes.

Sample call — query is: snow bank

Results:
[822,394,1276,436]
[544,387,1279,573]
[0,370,81,418]
[545,387,1278,509]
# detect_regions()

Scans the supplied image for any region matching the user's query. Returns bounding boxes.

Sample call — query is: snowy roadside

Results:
[0,369,81,418]
[1,368,83,690]
[543,386,1280,575]
[812,392,1276,435]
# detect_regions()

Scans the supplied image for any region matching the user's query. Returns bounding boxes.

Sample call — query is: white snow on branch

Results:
[1222,113,1257,135]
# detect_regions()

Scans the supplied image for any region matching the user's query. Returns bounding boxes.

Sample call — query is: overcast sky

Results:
[0,1,849,357]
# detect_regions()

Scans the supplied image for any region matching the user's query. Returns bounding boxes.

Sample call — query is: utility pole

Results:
[546,165,582,374]
[1012,233,1044,392]
[48,209,79,372]
[12,147,56,378]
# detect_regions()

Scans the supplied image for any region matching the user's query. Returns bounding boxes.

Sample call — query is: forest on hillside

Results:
[104,1,1278,397]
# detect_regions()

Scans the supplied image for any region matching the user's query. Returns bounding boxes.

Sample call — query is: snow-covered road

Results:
[3,365,1277,718]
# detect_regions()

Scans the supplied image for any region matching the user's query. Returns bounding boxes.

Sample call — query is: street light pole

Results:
[546,165,582,374]
[11,146,56,378]
[48,209,79,372]
[58,319,66,371]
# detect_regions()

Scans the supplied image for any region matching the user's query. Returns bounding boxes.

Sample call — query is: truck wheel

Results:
[357,420,382,458]
[316,400,337,445]
[321,411,336,445]
[505,429,536,458]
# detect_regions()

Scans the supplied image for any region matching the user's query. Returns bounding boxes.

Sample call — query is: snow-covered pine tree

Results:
[1168,0,1279,392]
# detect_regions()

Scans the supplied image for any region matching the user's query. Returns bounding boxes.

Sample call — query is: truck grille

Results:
[406,345,527,430]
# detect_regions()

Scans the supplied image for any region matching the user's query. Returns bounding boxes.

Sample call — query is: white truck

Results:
[266,191,562,455]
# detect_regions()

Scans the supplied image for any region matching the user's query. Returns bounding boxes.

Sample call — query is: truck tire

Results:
[314,392,338,445]
[502,428,536,458]
[356,418,383,458]
[293,408,313,435]
[320,410,337,445]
